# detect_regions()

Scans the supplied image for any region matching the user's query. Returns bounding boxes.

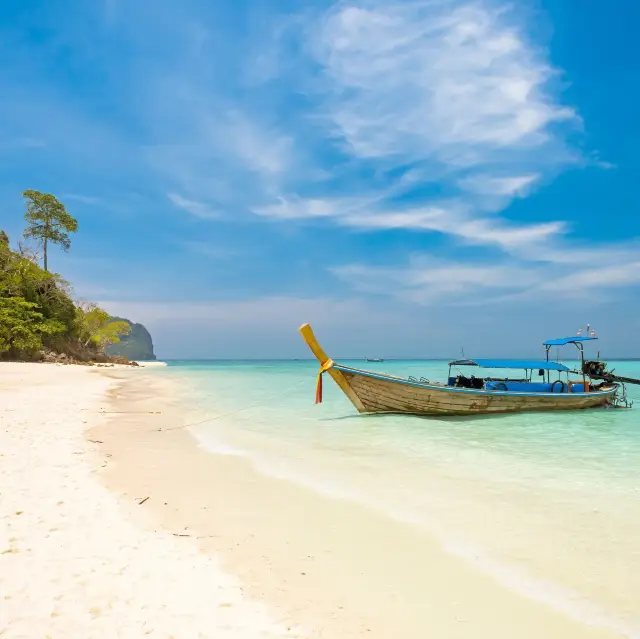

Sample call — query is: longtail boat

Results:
[299,324,636,416]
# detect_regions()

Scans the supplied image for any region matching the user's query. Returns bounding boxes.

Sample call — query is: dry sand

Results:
[0,363,630,638]
[0,363,300,639]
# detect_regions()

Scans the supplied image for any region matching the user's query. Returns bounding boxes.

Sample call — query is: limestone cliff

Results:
[106,317,156,361]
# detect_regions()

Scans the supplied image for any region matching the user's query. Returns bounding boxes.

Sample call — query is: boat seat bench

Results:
[445,378,588,393]
[484,381,587,393]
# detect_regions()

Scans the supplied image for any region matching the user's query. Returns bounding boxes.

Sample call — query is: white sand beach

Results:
[0,363,300,639]
[1,363,634,639]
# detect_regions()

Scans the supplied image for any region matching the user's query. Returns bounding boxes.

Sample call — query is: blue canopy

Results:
[449,358,571,372]
[543,336,598,346]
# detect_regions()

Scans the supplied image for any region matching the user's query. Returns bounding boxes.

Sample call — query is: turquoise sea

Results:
[161,360,640,636]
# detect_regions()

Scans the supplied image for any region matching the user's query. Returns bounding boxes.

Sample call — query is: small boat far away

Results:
[298,324,638,416]
[365,357,384,362]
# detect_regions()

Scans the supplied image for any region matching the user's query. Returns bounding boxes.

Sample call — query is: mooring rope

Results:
[157,378,308,433]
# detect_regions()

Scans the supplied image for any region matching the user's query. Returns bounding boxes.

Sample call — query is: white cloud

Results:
[224,110,293,176]
[251,0,584,261]
[343,206,565,250]
[140,0,583,254]
[538,261,640,292]
[458,174,539,196]
[333,259,537,304]
[126,0,607,286]
[248,0,640,309]
[314,1,575,160]
[254,194,566,253]
[253,195,359,220]
[168,192,221,219]
[333,253,640,306]
[145,103,296,216]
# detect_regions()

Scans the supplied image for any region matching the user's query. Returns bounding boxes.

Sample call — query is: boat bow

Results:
[299,324,366,412]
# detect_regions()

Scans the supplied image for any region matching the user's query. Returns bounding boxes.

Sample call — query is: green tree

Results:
[0,229,8,246]
[96,319,131,350]
[74,303,130,350]
[22,190,78,272]
[0,297,65,357]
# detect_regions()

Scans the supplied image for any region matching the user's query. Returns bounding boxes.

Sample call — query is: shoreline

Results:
[92,368,628,638]
[1,362,633,638]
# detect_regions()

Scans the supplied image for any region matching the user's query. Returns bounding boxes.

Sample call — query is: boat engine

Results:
[455,375,484,389]
[583,360,608,377]
[582,360,640,387]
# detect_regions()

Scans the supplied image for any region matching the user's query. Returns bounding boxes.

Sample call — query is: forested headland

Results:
[0,190,146,365]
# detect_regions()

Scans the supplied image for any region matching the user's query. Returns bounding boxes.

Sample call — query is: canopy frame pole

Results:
[575,341,587,391]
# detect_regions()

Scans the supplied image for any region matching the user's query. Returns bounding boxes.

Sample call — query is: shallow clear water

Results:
[160,360,640,635]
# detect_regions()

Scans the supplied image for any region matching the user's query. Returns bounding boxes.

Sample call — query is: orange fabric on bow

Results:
[315,359,335,404]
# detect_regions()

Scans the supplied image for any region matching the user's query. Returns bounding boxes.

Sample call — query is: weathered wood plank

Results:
[342,371,614,415]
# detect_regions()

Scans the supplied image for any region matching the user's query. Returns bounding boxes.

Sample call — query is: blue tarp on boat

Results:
[449,359,571,372]
[543,336,598,346]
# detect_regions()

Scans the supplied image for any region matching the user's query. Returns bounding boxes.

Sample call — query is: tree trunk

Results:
[43,232,48,272]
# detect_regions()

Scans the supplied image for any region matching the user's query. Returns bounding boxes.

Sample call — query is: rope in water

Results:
[157,378,308,432]
[70,377,310,429]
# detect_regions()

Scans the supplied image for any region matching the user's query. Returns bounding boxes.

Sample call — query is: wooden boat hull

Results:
[337,366,617,416]
[298,324,618,416]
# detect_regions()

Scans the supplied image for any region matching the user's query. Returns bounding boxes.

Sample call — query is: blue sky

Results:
[1,0,639,359]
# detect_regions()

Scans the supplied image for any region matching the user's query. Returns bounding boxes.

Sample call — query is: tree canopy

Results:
[22,189,78,272]
[74,303,130,350]
[0,297,65,357]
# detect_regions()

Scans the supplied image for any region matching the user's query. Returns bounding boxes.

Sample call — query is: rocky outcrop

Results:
[105,318,156,362]
[34,348,139,366]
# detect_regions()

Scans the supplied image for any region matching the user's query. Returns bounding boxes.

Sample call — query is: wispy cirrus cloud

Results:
[457,174,539,197]
[225,111,293,177]
[254,195,566,253]
[104,0,600,287]
[142,0,581,250]
[249,0,582,253]
[145,103,296,217]
[313,1,575,160]
[244,0,639,306]
[168,192,221,219]
[333,251,640,306]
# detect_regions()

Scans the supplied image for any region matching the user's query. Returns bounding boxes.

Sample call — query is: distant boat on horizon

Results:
[365,357,384,362]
